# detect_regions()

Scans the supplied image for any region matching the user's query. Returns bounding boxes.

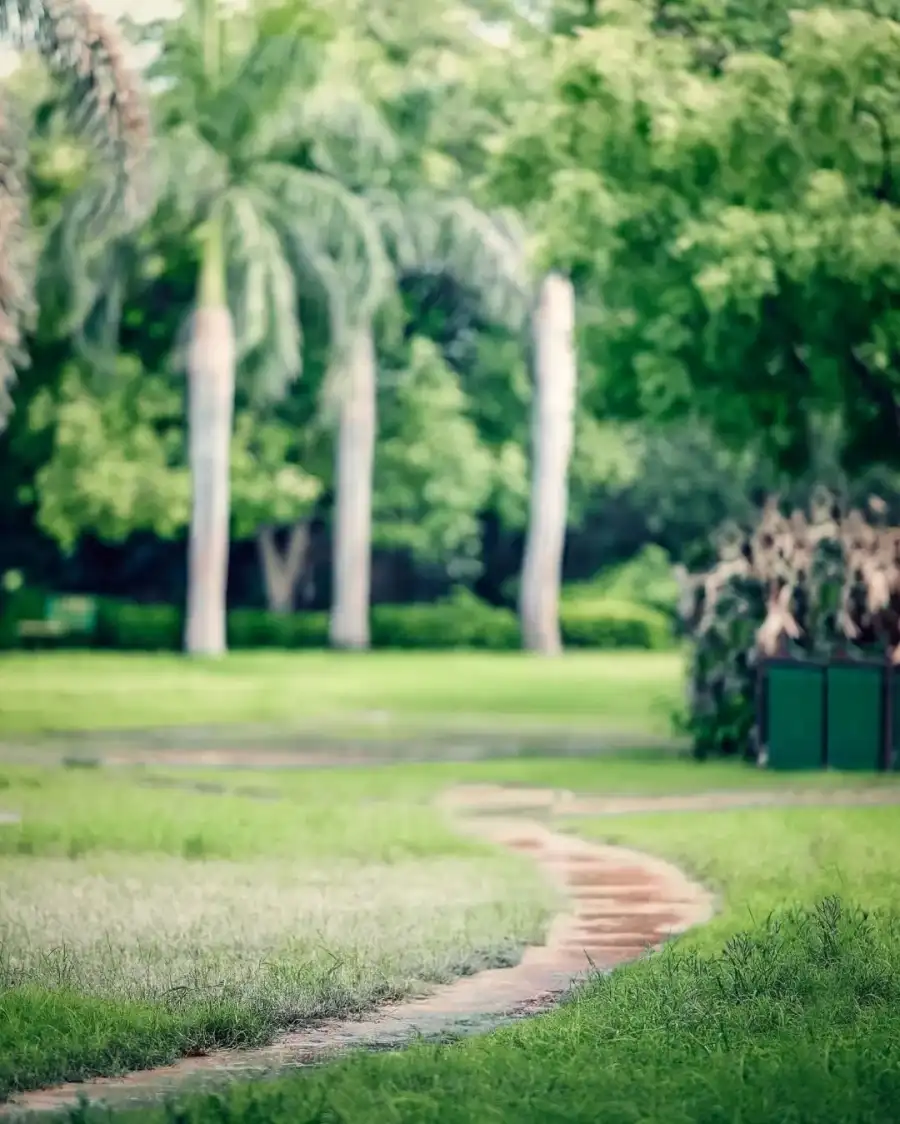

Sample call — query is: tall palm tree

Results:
[311,6,536,649]
[519,271,577,655]
[328,189,530,650]
[117,0,394,656]
[0,0,149,426]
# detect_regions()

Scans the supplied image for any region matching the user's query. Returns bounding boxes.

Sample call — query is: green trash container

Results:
[890,667,900,771]
[764,660,825,770]
[826,661,885,772]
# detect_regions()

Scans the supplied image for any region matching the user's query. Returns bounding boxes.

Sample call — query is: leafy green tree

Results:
[374,335,495,575]
[489,2,900,480]
[24,355,321,553]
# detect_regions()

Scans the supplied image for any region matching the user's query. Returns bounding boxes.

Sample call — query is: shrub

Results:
[95,600,182,651]
[559,598,673,650]
[3,587,671,652]
[0,587,48,649]
[370,588,519,650]
[562,545,679,619]
[227,609,329,649]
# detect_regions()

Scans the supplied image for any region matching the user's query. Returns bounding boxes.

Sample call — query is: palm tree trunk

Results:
[184,213,235,656]
[520,272,577,655]
[329,324,376,650]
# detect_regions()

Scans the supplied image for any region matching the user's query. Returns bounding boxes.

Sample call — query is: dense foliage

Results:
[492,0,900,476]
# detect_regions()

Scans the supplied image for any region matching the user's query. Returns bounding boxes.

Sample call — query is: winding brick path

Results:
[2,791,715,1117]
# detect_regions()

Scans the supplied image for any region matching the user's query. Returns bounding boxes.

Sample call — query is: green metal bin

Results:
[891,667,900,771]
[764,661,825,770]
[825,662,885,772]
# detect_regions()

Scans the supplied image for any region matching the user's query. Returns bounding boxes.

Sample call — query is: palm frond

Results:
[0,90,33,427]
[367,188,532,329]
[37,170,135,376]
[221,185,302,401]
[253,162,394,328]
[2,0,151,224]
[1,0,150,422]
[250,77,400,185]
[215,12,323,149]
[156,121,230,226]
[150,1,325,153]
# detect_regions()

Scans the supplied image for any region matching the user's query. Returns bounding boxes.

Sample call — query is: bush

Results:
[2,587,671,652]
[0,586,48,649]
[560,598,673,650]
[95,600,182,651]
[371,588,519,650]
[228,609,329,649]
[562,545,679,620]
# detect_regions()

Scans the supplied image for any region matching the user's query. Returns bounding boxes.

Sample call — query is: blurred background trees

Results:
[2,0,899,679]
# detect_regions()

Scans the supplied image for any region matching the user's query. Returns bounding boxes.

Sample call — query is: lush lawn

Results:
[0,765,555,1100]
[0,650,682,736]
[69,769,900,1124]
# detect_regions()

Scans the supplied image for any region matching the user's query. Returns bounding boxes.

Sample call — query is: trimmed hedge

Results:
[95,600,182,651]
[559,597,673,650]
[1,587,674,652]
[228,608,329,649]
[370,589,519,650]
[561,545,680,621]
[0,587,47,648]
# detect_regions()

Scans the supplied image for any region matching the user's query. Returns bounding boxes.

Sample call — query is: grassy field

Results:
[64,765,900,1124]
[0,650,682,736]
[0,765,556,1100]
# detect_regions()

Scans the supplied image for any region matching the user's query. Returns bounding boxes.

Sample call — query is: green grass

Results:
[64,769,900,1124]
[0,766,555,1099]
[0,650,682,736]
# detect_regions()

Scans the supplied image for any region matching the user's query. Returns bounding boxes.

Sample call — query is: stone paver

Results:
[2,798,715,1117]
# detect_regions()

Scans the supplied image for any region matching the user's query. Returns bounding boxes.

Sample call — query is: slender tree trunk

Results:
[184,213,235,656]
[329,324,376,650]
[257,522,310,614]
[520,273,577,655]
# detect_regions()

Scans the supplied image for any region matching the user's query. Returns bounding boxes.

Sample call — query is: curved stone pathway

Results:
[2,792,715,1118]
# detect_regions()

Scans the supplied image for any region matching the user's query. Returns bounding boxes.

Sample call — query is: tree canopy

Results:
[489,1,900,475]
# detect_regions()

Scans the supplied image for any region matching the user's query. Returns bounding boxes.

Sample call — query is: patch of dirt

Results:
[1,797,715,1117]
